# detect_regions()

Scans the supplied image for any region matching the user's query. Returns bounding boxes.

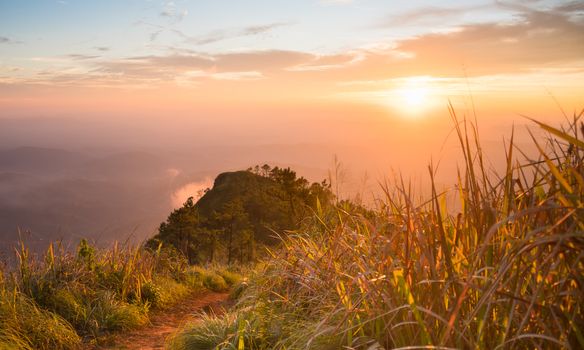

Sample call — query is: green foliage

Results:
[150,166,334,265]
[169,113,584,349]
[169,312,239,350]
[0,290,81,350]
[144,276,192,308]
[148,197,205,264]
[168,310,275,350]
[203,273,228,292]
[0,238,220,348]
[217,269,242,286]
[187,266,242,293]
[92,292,148,331]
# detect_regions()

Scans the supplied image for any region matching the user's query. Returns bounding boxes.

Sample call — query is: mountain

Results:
[149,166,334,264]
[195,170,294,244]
[78,151,171,180]
[0,147,90,175]
[0,148,182,252]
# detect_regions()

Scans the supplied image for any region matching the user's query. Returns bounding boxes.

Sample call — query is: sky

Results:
[1,0,583,187]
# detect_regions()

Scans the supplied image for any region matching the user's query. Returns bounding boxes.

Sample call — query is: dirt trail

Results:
[90,291,229,350]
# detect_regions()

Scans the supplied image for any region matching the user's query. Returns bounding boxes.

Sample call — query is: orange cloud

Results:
[1,6,582,118]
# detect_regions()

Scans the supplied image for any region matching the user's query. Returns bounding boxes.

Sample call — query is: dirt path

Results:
[91,291,230,350]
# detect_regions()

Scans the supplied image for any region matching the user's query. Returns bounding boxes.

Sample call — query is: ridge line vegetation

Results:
[169,111,583,349]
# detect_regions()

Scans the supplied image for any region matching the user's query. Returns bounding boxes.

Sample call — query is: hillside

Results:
[196,171,293,244]
[148,166,334,264]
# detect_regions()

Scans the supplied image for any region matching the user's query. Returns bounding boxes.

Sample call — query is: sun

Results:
[387,77,438,117]
[399,86,429,107]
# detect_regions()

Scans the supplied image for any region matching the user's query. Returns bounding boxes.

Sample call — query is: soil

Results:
[88,291,230,350]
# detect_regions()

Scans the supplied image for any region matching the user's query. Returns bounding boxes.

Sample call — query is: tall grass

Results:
[0,239,236,349]
[171,111,583,349]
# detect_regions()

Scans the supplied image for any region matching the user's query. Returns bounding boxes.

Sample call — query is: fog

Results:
[0,102,544,255]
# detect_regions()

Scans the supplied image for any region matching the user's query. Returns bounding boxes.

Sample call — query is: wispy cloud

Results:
[160,0,188,24]
[320,0,354,5]
[386,9,584,76]
[176,22,291,46]
[287,52,364,72]
[65,54,101,61]
[4,6,582,93]
[179,70,264,82]
[384,4,492,26]
[0,36,21,45]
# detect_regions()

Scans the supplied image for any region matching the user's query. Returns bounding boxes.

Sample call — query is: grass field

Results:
[170,111,583,349]
[0,239,240,349]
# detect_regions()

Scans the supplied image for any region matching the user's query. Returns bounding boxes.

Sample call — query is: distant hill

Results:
[79,151,170,180]
[0,147,183,251]
[0,147,90,174]
[149,166,334,264]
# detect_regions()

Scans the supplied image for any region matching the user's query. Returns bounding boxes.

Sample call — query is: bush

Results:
[92,291,148,332]
[217,269,242,286]
[203,273,228,292]
[169,310,273,350]
[0,293,81,350]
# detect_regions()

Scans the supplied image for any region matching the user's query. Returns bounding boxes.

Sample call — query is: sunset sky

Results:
[1,0,583,184]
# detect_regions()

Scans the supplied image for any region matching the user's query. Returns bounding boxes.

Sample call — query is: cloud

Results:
[171,178,213,208]
[243,23,289,35]
[178,22,290,46]
[384,4,492,26]
[179,70,264,82]
[18,50,301,87]
[4,6,582,93]
[287,52,364,71]
[94,47,110,52]
[65,54,101,61]
[88,50,308,85]
[0,36,21,45]
[213,50,310,71]
[387,10,584,76]
[160,0,188,24]
[320,0,353,4]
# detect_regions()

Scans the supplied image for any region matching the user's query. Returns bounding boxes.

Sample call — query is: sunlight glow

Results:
[399,86,429,107]
[389,77,438,117]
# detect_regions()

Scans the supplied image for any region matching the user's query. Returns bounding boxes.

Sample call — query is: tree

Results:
[147,197,205,263]
[212,198,252,265]
[149,165,335,265]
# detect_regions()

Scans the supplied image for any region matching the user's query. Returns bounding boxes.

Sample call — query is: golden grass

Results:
[171,109,584,349]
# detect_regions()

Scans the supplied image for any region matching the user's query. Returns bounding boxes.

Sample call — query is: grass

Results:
[0,239,240,349]
[169,110,584,349]
[189,266,243,292]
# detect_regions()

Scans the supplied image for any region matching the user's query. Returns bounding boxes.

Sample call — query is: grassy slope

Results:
[0,241,241,350]
[169,113,584,349]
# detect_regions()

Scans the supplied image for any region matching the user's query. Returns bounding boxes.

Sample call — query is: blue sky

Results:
[0,0,550,59]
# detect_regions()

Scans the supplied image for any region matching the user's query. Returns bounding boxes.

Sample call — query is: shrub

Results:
[217,269,242,286]
[203,273,228,292]
[0,293,81,350]
[93,291,149,332]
